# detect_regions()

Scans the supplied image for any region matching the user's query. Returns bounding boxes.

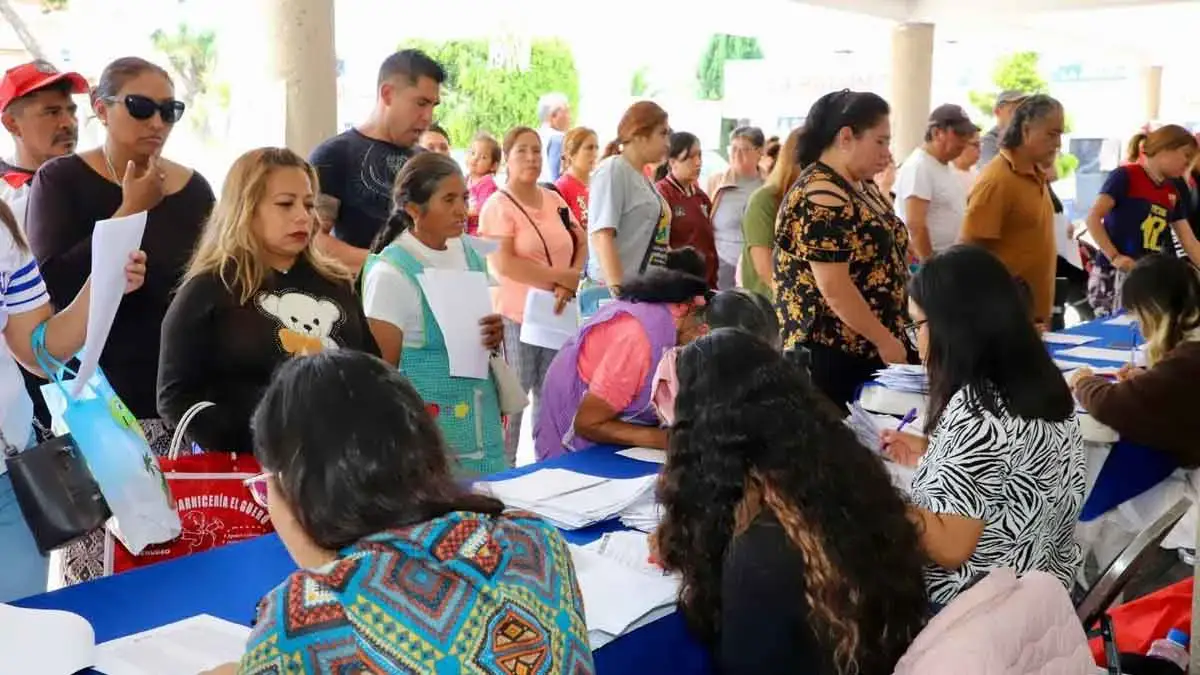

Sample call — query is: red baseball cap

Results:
[0,60,88,112]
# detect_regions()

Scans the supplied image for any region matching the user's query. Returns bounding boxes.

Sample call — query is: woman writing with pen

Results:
[1070,254,1200,466]
[880,246,1085,605]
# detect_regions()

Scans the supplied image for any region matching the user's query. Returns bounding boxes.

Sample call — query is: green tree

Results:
[400,38,579,149]
[151,23,222,134]
[968,51,1078,178]
[967,51,1049,123]
[696,34,763,101]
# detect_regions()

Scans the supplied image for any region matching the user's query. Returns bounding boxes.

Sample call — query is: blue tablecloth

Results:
[15,445,712,675]
[1047,317,1178,519]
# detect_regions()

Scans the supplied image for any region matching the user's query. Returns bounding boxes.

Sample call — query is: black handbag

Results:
[2,427,110,554]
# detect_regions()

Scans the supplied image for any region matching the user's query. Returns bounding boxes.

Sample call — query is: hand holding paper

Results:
[74,212,148,396]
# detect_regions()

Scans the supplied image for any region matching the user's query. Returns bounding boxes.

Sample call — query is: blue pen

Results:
[896,408,918,433]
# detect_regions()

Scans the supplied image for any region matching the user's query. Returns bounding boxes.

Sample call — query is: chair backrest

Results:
[1076,497,1192,630]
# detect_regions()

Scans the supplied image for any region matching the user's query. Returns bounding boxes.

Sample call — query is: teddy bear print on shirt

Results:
[256,290,344,355]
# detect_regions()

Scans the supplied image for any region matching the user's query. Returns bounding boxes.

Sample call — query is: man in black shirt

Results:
[311,49,445,271]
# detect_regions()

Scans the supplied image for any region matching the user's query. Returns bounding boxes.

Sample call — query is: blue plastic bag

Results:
[35,327,179,554]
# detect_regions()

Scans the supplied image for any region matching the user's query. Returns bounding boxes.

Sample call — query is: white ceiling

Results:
[788,0,1199,66]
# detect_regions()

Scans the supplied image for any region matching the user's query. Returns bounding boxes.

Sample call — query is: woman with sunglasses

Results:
[23,56,214,583]
[209,351,593,675]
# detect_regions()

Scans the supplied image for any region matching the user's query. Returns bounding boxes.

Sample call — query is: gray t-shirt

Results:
[712,175,762,245]
[976,126,1001,169]
[586,156,670,283]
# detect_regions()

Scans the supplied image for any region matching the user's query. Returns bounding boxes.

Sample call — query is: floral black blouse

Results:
[773,161,910,358]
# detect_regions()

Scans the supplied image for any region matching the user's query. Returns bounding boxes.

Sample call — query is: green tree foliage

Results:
[400,38,579,149]
[969,51,1078,178]
[967,51,1050,121]
[151,23,222,134]
[696,34,763,101]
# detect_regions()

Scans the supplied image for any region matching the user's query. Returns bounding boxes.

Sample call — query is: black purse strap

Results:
[500,190,556,267]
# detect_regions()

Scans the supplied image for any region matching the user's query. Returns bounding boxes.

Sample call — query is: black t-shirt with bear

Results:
[157,256,380,453]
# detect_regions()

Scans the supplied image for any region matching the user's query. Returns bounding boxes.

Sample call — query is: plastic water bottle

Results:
[1146,628,1190,670]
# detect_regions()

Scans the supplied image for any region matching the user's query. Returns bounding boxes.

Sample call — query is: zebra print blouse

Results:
[911,386,1087,605]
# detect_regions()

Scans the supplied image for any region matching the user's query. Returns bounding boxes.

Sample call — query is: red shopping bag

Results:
[1088,577,1192,665]
[105,402,274,574]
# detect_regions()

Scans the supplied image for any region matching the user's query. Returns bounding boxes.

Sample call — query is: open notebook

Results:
[0,605,249,675]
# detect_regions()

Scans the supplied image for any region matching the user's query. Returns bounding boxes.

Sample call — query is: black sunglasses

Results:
[105,94,186,124]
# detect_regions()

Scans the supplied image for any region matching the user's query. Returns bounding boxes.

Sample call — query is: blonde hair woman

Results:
[157,147,379,454]
[1071,254,1200,466]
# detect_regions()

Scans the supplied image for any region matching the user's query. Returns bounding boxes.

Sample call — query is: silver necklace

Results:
[101,145,121,184]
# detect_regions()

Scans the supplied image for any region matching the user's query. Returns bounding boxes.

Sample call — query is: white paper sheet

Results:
[519,288,579,350]
[1042,333,1098,346]
[1056,345,1138,364]
[74,212,147,396]
[0,603,95,675]
[94,614,250,675]
[1054,213,1083,270]
[1105,314,1137,326]
[593,530,667,577]
[615,447,667,464]
[1053,358,1092,371]
[416,268,493,379]
[568,544,679,638]
[464,235,500,257]
[477,468,609,503]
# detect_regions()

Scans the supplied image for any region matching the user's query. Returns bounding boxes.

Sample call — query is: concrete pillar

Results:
[264,0,338,158]
[889,23,935,161]
[1142,65,1163,123]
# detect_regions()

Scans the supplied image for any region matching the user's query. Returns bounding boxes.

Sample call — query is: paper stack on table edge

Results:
[477,468,656,530]
[569,534,679,649]
[872,364,928,394]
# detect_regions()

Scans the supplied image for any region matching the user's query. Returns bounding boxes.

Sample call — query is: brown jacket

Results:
[1074,340,1200,467]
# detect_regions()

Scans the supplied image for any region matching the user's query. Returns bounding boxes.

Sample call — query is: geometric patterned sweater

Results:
[237,510,596,674]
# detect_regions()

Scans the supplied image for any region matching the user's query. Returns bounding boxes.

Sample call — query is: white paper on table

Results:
[464,235,500,257]
[568,544,679,637]
[1054,213,1083,270]
[1042,333,1098,346]
[1105,314,1137,326]
[477,468,609,503]
[1053,358,1092,371]
[416,268,492,379]
[616,447,667,464]
[0,603,96,675]
[94,614,250,675]
[74,212,147,396]
[519,288,579,350]
[1056,345,1138,364]
[594,530,667,577]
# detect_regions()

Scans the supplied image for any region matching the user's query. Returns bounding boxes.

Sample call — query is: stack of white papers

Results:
[873,364,928,394]
[615,447,666,464]
[477,469,657,530]
[570,533,679,648]
[1042,333,1098,346]
[618,488,663,532]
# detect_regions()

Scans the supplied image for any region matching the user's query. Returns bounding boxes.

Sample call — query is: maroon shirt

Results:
[656,175,718,287]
